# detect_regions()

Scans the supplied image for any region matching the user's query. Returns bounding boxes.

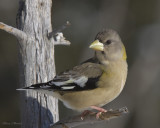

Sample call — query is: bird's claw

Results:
[96,112,102,119]
[80,110,93,120]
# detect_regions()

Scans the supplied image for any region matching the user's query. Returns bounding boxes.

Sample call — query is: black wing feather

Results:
[20,57,103,91]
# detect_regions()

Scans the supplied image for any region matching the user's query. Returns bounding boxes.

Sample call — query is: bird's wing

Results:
[48,61,103,91]
[28,58,103,91]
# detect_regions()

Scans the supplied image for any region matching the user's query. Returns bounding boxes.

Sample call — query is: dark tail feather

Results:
[16,83,47,91]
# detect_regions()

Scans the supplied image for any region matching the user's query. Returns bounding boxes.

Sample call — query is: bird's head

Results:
[89,29,127,65]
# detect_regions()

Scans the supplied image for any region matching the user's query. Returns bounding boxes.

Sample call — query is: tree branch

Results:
[0,22,27,40]
[51,107,128,128]
[53,32,71,45]
[48,21,71,46]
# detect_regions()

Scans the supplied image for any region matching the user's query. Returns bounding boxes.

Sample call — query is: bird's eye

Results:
[105,40,112,45]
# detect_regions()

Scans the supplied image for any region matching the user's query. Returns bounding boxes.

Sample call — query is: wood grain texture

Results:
[0,0,70,127]
[16,0,69,127]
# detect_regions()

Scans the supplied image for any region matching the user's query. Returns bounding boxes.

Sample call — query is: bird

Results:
[19,29,128,119]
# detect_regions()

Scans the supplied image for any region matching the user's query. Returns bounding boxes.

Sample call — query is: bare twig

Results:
[48,21,71,46]
[51,107,128,128]
[53,32,71,45]
[0,22,27,40]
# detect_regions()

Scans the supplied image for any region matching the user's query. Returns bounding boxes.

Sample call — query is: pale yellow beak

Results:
[89,40,104,51]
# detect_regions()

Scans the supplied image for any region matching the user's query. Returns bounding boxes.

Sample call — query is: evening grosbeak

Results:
[19,29,128,118]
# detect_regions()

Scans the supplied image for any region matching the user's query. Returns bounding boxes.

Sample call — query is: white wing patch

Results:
[51,76,88,89]
[61,86,75,90]
[50,79,74,86]
[74,76,88,87]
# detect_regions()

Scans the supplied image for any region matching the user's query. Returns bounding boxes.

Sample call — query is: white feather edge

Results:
[51,76,88,88]
[61,86,75,90]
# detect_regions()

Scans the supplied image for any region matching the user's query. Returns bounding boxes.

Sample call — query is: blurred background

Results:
[0,0,160,128]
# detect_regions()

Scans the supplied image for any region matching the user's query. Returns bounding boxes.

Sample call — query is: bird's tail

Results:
[16,82,50,91]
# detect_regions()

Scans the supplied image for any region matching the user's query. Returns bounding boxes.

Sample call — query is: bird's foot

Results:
[90,106,107,119]
[80,110,94,120]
